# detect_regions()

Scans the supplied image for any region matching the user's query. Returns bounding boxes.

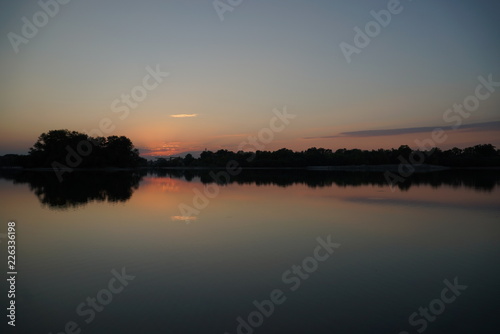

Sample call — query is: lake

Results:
[0,169,499,334]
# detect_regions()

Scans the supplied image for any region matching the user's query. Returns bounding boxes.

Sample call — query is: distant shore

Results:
[2,165,499,172]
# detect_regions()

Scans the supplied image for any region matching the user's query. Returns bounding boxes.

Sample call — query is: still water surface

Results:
[0,170,499,333]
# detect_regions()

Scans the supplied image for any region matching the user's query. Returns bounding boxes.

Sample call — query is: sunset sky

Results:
[1,0,499,157]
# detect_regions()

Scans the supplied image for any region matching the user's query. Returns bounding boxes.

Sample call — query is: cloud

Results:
[171,216,198,222]
[303,121,500,139]
[170,114,198,118]
[137,143,183,157]
[139,144,180,153]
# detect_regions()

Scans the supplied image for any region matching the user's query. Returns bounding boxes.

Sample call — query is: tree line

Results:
[0,130,499,169]
[149,144,500,168]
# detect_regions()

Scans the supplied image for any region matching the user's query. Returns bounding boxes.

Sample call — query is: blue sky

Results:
[1,0,499,156]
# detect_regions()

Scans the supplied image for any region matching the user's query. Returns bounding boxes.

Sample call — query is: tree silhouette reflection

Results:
[1,168,498,210]
[149,169,500,192]
[0,170,145,210]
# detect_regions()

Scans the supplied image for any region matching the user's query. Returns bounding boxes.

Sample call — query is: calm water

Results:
[0,170,499,334]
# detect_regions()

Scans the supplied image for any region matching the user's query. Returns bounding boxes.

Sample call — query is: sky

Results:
[1,0,499,157]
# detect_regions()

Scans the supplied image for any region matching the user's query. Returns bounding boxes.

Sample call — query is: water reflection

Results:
[0,169,498,210]
[0,170,144,210]
[151,169,500,191]
[1,168,499,334]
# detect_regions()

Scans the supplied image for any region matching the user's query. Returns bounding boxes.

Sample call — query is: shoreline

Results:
[1,165,499,172]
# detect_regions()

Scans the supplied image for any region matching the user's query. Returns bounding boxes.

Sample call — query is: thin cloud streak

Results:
[170,114,198,118]
[303,121,500,139]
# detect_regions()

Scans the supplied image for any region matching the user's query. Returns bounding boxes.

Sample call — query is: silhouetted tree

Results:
[24,130,146,168]
[184,154,195,166]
